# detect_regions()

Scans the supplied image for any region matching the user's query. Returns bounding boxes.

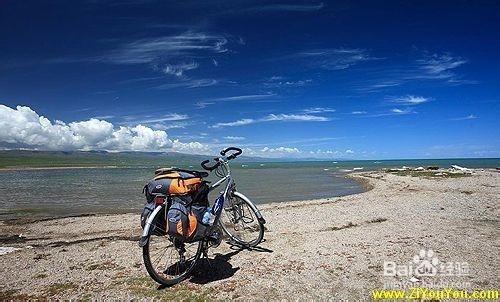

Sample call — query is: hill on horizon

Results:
[0,149,314,169]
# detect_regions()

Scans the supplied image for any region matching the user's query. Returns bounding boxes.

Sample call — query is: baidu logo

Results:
[413,249,439,276]
[384,249,469,278]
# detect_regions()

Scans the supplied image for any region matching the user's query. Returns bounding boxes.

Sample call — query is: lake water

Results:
[0,158,498,219]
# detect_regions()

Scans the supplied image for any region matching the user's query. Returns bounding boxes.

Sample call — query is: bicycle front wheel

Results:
[219,192,264,247]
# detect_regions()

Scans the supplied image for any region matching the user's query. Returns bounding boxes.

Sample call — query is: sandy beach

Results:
[1,169,499,300]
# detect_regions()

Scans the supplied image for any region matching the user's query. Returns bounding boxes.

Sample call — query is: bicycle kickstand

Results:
[202,242,213,269]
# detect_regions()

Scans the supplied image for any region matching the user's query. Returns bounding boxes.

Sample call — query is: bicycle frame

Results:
[139,155,265,247]
[208,158,266,226]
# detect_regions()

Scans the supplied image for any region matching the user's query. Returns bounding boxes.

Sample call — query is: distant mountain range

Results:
[0,149,314,168]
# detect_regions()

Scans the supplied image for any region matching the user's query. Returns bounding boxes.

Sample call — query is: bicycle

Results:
[139,147,266,286]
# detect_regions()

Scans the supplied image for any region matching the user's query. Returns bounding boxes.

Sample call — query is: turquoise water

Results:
[0,158,498,219]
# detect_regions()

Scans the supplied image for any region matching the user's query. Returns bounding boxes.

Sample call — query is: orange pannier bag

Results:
[149,169,203,196]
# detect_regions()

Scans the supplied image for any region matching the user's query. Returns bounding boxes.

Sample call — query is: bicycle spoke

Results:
[152,242,171,267]
[219,194,263,246]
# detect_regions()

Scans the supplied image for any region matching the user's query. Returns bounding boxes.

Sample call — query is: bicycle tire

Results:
[142,212,203,286]
[219,192,264,247]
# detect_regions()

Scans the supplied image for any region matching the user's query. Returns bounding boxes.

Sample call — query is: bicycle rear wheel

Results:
[142,218,202,286]
[219,192,264,247]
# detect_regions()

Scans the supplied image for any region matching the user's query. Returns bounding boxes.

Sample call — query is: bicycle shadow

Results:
[188,242,274,285]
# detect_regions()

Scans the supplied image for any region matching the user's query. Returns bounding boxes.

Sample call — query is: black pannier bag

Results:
[141,169,211,242]
[165,196,209,242]
[140,201,167,236]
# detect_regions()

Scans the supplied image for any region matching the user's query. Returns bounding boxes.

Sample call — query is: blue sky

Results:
[1,0,499,159]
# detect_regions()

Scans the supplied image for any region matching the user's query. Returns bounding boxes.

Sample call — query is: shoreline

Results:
[1,169,498,299]
[0,173,372,224]
[0,167,481,223]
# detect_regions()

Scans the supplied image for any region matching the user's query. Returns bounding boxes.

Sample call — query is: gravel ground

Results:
[0,170,499,300]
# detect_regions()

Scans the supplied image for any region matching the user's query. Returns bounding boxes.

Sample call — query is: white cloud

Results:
[302,107,335,114]
[392,95,430,105]
[242,146,302,158]
[195,101,215,109]
[357,51,473,93]
[418,53,467,77]
[351,111,367,115]
[197,94,276,108]
[212,118,255,128]
[308,149,357,158]
[211,113,331,128]
[264,113,330,122]
[367,81,401,90]
[124,113,189,124]
[224,136,246,141]
[162,62,199,77]
[104,124,172,151]
[413,52,474,84]
[261,146,300,153]
[241,146,357,159]
[155,78,219,90]
[0,105,211,154]
[390,108,413,114]
[451,114,478,121]
[293,48,375,70]
[69,119,114,146]
[171,139,212,154]
[264,77,313,88]
[105,32,228,65]
[366,108,416,118]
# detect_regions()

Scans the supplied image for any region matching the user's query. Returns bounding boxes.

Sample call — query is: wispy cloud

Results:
[121,113,189,124]
[162,61,199,77]
[152,123,188,130]
[250,2,324,12]
[92,115,115,120]
[97,32,232,86]
[265,113,330,122]
[118,76,163,84]
[415,53,467,82]
[155,78,219,90]
[302,107,336,114]
[224,136,246,141]
[291,48,376,70]
[351,111,367,115]
[364,108,416,118]
[212,113,331,128]
[354,81,403,93]
[355,51,474,93]
[391,95,430,105]
[264,76,313,88]
[212,118,255,128]
[450,114,478,121]
[390,108,414,114]
[225,2,324,14]
[104,32,228,65]
[233,137,346,149]
[196,93,276,108]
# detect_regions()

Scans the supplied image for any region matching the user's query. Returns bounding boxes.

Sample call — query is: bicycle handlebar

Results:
[201,159,221,171]
[220,147,242,160]
[201,147,243,171]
